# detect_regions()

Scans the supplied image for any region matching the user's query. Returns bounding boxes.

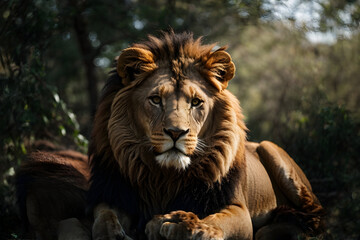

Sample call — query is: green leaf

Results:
[20,143,27,155]
[59,125,66,136]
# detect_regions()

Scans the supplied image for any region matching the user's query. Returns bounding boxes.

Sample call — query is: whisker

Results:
[194,147,205,154]
[194,138,207,154]
[197,138,208,148]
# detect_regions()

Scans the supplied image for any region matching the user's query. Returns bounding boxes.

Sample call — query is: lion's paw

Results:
[146,211,224,240]
[92,209,133,240]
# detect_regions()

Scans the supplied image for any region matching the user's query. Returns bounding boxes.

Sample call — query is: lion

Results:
[87,31,324,240]
[16,31,324,240]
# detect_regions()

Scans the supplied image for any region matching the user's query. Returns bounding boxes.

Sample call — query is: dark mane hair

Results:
[134,30,217,62]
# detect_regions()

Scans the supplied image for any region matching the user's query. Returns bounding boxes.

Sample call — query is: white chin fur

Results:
[155,151,191,170]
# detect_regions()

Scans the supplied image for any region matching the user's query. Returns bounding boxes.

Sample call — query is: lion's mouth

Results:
[154,147,188,157]
[154,148,191,170]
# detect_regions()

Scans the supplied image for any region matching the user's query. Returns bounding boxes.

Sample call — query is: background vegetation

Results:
[1,0,359,239]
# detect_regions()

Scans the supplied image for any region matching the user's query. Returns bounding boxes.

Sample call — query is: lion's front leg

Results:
[92,203,133,240]
[146,204,252,240]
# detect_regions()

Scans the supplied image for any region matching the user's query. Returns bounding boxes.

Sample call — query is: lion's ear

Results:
[206,50,235,90]
[117,47,156,85]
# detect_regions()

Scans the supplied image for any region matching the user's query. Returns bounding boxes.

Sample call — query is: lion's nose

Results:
[163,128,189,141]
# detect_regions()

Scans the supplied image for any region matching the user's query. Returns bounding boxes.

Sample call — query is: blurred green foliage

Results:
[286,105,359,178]
[0,0,359,239]
[0,56,87,166]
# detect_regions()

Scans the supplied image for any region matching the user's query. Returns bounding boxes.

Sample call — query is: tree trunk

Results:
[70,1,98,117]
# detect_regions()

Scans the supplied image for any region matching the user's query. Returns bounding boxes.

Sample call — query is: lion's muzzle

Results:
[151,127,194,170]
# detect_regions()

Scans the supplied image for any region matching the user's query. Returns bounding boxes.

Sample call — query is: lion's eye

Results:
[191,98,202,107]
[149,96,162,105]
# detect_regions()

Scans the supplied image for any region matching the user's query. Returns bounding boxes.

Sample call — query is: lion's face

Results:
[131,67,214,170]
[106,33,240,174]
